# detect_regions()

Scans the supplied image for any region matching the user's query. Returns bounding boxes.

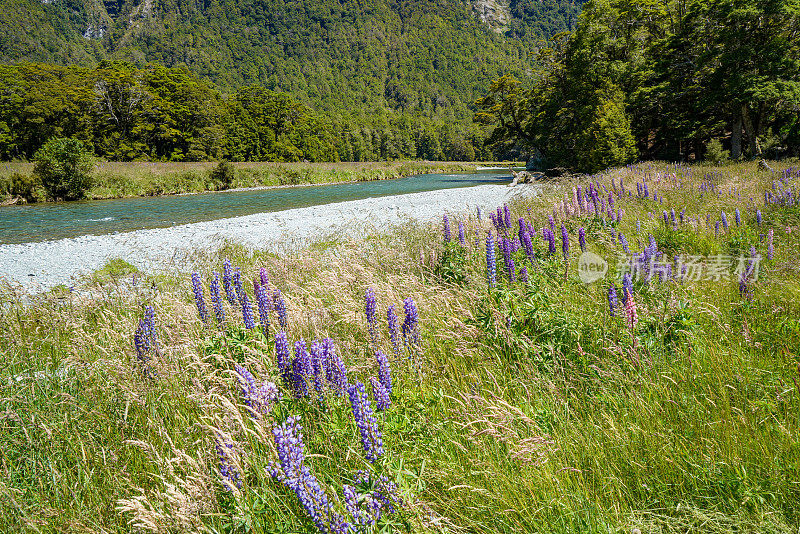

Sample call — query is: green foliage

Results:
[33,137,94,200]
[209,160,236,190]
[479,0,800,170]
[705,138,729,164]
[434,242,470,285]
[0,172,41,203]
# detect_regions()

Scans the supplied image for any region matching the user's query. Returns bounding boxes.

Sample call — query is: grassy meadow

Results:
[0,160,484,203]
[1,160,799,533]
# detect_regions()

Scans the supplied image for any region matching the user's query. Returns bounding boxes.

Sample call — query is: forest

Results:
[477,0,800,172]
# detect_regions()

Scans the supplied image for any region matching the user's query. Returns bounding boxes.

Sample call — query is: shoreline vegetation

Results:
[1,159,798,532]
[0,160,515,205]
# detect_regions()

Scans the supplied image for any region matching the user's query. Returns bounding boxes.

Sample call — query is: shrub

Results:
[33,138,94,200]
[1,173,42,203]
[210,160,236,190]
[705,138,729,164]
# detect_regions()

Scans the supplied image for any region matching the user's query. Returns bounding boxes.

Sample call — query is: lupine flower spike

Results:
[209,272,225,325]
[191,272,208,323]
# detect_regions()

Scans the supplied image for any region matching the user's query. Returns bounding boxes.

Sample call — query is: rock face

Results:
[471,0,510,32]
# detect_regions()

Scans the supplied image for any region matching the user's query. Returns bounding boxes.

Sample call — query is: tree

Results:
[33,137,94,200]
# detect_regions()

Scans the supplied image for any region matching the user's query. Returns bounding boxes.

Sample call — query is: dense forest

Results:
[477,0,800,172]
[0,0,585,162]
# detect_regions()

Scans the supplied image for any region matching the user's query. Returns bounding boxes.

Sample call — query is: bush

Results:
[1,173,42,203]
[33,138,94,201]
[210,160,236,190]
[705,138,729,164]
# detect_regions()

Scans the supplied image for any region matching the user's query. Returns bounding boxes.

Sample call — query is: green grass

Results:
[0,160,504,203]
[1,160,798,533]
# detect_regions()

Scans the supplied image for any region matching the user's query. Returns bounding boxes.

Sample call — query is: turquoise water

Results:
[0,170,512,244]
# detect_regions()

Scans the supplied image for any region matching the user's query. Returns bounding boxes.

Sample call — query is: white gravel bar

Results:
[0,184,537,292]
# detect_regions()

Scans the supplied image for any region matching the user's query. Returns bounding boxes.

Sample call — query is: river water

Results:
[0,169,513,244]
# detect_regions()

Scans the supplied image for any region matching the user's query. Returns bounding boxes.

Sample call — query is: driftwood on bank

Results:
[509,169,545,186]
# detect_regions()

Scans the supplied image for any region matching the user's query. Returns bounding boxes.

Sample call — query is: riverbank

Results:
[0,182,537,291]
[0,160,520,204]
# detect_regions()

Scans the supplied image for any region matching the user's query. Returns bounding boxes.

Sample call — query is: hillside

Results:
[0,0,583,119]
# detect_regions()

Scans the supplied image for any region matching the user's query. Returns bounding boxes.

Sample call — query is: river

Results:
[0,169,514,245]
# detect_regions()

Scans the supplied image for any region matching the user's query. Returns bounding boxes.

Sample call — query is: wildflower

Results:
[223,259,237,306]
[365,288,377,344]
[503,204,511,228]
[458,221,466,246]
[386,305,401,360]
[255,284,271,338]
[608,284,618,317]
[561,225,569,259]
[768,228,774,260]
[370,377,391,411]
[715,220,720,237]
[501,238,515,283]
[402,297,420,349]
[275,331,291,378]
[274,290,288,330]
[721,211,729,230]
[756,210,762,226]
[578,227,586,252]
[619,232,630,254]
[215,435,242,491]
[191,272,209,323]
[241,293,255,329]
[624,293,638,330]
[323,338,348,394]
[486,232,497,288]
[209,272,225,325]
[268,416,348,533]
[522,231,535,263]
[309,341,326,397]
[735,208,741,226]
[443,214,451,243]
[292,340,311,398]
[519,266,528,283]
[235,364,279,416]
[622,273,634,301]
[375,349,391,395]
[348,382,384,462]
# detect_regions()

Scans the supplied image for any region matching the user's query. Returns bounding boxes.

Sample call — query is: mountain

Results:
[0,0,582,114]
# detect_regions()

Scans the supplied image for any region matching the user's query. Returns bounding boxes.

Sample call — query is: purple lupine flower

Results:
[503,204,512,229]
[546,228,556,255]
[365,288,377,345]
[715,220,720,237]
[370,377,391,411]
[386,305,401,360]
[275,331,291,378]
[324,338,348,394]
[608,284,619,317]
[619,233,631,254]
[215,434,242,491]
[578,227,586,252]
[191,272,209,323]
[458,221,466,246]
[501,238,516,283]
[241,293,255,329]
[519,266,528,283]
[486,232,497,288]
[670,208,676,225]
[756,210,762,226]
[476,206,482,220]
[768,228,774,260]
[522,231,535,263]
[679,208,685,224]
[309,340,326,397]
[268,416,348,533]
[233,267,245,307]
[721,211,729,230]
[375,349,391,395]
[735,208,741,226]
[622,273,634,301]
[348,381,384,462]
[255,284,271,338]
[274,290,288,330]
[663,210,669,225]
[291,340,310,398]
[222,259,237,306]
[561,225,569,259]
[402,297,420,351]
[209,272,225,325]
[548,214,555,231]
[258,267,273,311]
[235,364,279,416]
[443,214,451,243]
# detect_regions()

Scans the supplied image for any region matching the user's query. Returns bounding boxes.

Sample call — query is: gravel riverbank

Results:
[0,184,538,291]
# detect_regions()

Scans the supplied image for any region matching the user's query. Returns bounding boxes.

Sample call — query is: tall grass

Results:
[1,160,798,533]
